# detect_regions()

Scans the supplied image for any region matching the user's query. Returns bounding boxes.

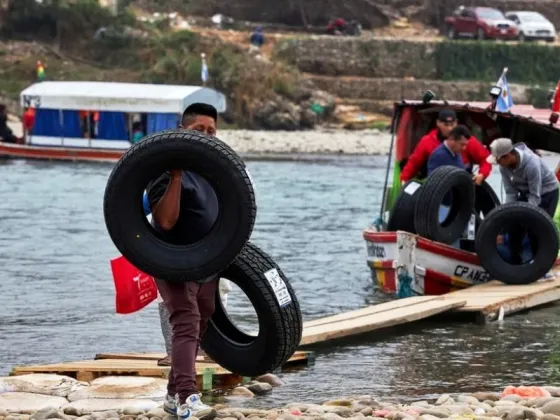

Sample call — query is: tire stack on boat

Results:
[103,129,303,376]
[388,165,559,285]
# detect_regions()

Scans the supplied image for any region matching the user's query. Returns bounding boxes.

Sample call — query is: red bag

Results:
[110,256,158,314]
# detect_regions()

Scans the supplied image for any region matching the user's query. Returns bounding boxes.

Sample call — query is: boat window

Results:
[79,110,99,139]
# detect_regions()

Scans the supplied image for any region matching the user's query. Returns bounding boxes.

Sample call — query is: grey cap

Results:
[487,137,514,164]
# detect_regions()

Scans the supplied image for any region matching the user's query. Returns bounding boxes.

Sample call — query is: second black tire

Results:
[475,202,559,285]
[387,180,423,233]
[202,242,302,377]
[103,130,257,282]
[414,166,475,244]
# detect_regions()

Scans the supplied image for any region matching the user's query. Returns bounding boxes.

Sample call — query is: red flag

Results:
[552,81,560,114]
[110,256,157,314]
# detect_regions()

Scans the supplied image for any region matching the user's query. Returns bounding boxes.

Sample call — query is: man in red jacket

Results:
[400,109,492,185]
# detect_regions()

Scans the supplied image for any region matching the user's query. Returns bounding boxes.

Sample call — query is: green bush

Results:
[435,41,560,84]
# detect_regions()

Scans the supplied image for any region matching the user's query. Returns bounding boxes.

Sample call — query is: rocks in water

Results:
[413,408,448,418]
[197,409,218,420]
[0,392,68,413]
[62,399,158,415]
[29,408,72,420]
[246,382,273,396]
[254,374,284,387]
[67,377,167,402]
[544,387,560,397]
[0,375,88,398]
[323,400,353,407]
[229,387,254,398]
[471,392,501,401]
[542,400,560,416]
[434,395,453,406]
[121,408,145,416]
[502,395,523,403]
[146,409,167,419]
[537,398,559,408]
[456,395,479,405]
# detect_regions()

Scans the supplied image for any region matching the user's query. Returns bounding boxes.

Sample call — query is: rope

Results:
[397,270,415,298]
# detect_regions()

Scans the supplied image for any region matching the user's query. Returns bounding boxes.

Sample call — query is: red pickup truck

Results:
[444,6,519,40]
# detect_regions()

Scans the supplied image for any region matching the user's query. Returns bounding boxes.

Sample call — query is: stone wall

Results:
[306,75,534,103]
[275,38,439,79]
[275,37,560,85]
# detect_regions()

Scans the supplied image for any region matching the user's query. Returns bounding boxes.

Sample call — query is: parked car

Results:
[505,11,556,42]
[444,6,519,40]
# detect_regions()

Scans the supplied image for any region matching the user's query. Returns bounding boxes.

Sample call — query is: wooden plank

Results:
[300,297,466,346]
[448,276,560,320]
[11,359,231,376]
[303,296,439,328]
[94,350,313,365]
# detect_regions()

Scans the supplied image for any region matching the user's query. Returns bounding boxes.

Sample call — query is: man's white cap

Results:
[487,137,514,164]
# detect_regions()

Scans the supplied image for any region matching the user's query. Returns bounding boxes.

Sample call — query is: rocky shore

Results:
[217,129,392,155]
[4,373,560,420]
[6,121,393,156]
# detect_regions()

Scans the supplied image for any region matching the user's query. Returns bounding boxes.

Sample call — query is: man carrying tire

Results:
[147,103,220,419]
[400,109,491,185]
[488,137,559,263]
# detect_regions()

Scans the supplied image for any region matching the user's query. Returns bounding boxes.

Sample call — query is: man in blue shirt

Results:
[147,103,219,419]
[427,124,470,175]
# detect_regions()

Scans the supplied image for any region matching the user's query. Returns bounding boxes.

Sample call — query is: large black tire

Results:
[414,166,475,244]
[475,202,559,285]
[387,180,422,233]
[202,242,302,377]
[103,130,257,282]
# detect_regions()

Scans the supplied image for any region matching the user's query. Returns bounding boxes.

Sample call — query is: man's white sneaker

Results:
[163,394,177,415]
[177,394,211,419]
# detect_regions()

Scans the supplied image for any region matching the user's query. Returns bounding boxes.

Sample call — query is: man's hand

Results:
[472,173,484,186]
[170,169,183,179]
[401,180,406,186]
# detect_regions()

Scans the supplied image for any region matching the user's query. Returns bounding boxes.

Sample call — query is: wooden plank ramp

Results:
[10,352,314,391]
[299,295,466,346]
[448,276,560,322]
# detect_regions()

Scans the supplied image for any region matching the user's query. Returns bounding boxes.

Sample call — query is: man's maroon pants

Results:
[156,278,217,403]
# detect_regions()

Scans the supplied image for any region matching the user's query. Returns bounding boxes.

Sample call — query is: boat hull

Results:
[364,229,497,297]
[0,142,124,163]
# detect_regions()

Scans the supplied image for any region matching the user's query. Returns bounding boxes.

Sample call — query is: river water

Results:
[1,154,560,406]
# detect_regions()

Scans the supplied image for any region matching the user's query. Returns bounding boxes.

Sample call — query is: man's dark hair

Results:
[449,125,471,140]
[182,103,218,125]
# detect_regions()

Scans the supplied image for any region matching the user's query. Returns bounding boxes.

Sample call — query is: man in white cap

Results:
[487,137,559,263]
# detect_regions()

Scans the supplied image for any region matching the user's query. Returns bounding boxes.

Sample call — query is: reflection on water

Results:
[0,155,560,407]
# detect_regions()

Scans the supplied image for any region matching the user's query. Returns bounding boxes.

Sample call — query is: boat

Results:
[363,97,560,297]
[0,81,227,162]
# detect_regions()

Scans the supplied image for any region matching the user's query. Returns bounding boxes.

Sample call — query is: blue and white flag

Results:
[496,68,514,112]
[201,53,209,85]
